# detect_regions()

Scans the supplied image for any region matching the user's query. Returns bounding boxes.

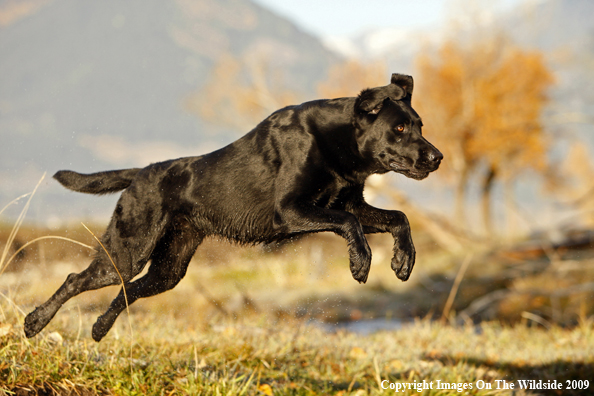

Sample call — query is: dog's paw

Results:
[391,242,416,281]
[24,307,49,338]
[350,242,372,284]
[92,314,114,342]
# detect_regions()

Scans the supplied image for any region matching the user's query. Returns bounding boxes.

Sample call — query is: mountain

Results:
[502,0,594,144]
[0,0,338,223]
[323,27,435,75]
[504,0,594,51]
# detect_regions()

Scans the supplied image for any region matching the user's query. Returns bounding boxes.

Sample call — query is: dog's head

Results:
[354,74,443,180]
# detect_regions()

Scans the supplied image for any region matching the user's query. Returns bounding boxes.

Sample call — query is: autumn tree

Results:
[185,54,298,132]
[550,142,594,227]
[416,36,554,234]
[317,60,387,99]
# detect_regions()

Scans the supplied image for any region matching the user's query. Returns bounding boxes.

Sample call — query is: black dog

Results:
[24,74,442,341]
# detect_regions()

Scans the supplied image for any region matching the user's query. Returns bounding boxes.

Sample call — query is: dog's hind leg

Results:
[24,215,158,338]
[23,252,131,338]
[92,217,202,342]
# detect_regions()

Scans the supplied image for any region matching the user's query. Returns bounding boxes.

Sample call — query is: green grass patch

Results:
[1,304,593,395]
[2,188,594,395]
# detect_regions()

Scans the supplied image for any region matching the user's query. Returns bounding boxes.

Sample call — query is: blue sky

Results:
[250,0,523,38]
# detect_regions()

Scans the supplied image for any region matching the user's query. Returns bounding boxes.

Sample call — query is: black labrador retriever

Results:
[24,73,442,341]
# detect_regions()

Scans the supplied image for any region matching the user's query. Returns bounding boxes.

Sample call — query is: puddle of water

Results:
[317,318,403,335]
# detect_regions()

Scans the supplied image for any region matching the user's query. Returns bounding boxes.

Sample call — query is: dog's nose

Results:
[428,150,443,163]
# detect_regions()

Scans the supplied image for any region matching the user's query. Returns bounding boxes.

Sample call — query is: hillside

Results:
[0,0,338,222]
[503,0,594,146]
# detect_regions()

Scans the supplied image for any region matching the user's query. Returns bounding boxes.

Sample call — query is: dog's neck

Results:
[307,98,380,184]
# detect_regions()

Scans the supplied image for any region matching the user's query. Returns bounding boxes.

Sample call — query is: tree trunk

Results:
[455,166,469,227]
[481,166,497,236]
[504,179,518,240]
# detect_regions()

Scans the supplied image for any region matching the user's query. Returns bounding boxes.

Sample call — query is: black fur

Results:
[54,168,141,195]
[24,73,442,341]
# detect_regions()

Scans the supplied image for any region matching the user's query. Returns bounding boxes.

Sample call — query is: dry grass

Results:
[1,186,594,395]
[1,237,593,395]
[1,299,593,395]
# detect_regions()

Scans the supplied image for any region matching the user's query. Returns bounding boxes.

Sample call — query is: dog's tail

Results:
[53,168,141,195]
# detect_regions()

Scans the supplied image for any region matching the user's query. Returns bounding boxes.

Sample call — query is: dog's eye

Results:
[396,125,405,132]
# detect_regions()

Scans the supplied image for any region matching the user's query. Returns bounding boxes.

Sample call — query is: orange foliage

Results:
[416,37,554,229]
[416,37,554,180]
[186,54,298,132]
[317,60,387,99]
[0,0,51,27]
[191,57,388,133]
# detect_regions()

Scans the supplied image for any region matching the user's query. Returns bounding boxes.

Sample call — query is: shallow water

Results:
[318,318,403,335]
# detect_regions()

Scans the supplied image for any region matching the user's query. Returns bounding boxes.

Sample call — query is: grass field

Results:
[1,224,594,395]
[1,302,593,395]
[1,183,594,395]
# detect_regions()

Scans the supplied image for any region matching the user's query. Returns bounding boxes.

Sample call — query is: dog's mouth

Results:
[389,161,431,180]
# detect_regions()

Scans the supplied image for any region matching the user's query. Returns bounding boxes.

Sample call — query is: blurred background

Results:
[1,0,594,332]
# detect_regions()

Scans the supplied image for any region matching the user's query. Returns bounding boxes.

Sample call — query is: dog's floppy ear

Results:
[391,73,414,98]
[356,73,414,115]
[356,89,387,114]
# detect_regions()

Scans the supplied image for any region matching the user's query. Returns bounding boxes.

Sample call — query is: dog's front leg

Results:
[274,205,372,283]
[349,203,416,281]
